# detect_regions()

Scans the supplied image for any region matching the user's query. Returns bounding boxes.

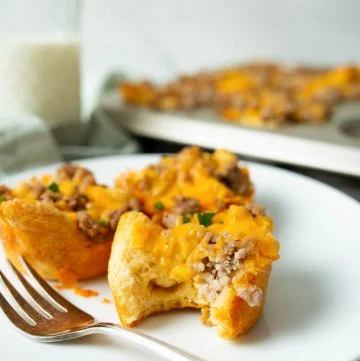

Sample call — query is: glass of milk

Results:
[0,0,81,126]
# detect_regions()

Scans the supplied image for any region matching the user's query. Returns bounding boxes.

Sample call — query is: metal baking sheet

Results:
[99,90,360,177]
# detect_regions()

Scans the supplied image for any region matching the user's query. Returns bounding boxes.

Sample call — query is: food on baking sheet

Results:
[115,146,254,218]
[108,204,279,338]
[120,62,360,127]
[0,164,139,281]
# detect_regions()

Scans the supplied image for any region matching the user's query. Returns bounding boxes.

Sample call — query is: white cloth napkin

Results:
[0,109,139,178]
[0,114,61,177]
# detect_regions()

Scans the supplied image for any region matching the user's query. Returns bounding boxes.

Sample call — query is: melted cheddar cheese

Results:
[116,146,253,216]
[119,205,279,289]
[120,63,360,127]
[14,174,130,222]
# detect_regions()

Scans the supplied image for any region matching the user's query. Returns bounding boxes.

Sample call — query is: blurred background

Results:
[83,0,360,112]
[0,0,359,198]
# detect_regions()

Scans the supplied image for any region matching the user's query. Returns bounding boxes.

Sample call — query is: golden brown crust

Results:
[111,261,271,338]
[108,210,277,339]
[108,212,199,327]
[113,297,199,328]
[0,199,112,280]
[207,266,271,338]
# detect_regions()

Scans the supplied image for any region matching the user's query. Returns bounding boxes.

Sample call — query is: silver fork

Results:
[0,257,201,361]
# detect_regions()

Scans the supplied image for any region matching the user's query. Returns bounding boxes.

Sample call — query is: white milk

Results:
[0,35,80,125]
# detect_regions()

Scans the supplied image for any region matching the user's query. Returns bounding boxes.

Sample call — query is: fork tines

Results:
[0,257,93,337]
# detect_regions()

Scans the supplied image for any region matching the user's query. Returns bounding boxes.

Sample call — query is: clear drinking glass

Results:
[0,0,81,125]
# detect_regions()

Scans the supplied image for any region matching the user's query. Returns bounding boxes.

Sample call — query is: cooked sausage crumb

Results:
[195,235,255,304]
[57,164,96,192]
[102,197,141,232]
[236,285,263,307]
[0,185,13,201]
[31,182,62,204]
[76,211,110,239]
[138,176,152,191]
[64,194,88,211]
[216,160,249,194]
[172,195,201,215]
[31,182,47,199]
[128,197,141,210]
[162,213,180,228]
[107,208,127,231]
[245,204,265,217]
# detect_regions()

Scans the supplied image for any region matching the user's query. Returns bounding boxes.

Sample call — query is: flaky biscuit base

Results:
[0,199,112,281]
[108,211,272,339]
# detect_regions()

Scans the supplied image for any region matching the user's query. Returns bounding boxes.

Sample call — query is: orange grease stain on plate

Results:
[55,283,99,298]
[74,287,99,298]
[55,269,99,298]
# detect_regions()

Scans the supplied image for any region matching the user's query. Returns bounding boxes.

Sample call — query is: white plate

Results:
[1,154,360,361]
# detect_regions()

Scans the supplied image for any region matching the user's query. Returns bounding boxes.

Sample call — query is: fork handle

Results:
[87,322,203,361]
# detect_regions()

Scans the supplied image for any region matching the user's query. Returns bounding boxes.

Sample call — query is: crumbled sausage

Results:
[138,176,152,191]
[107,208,127,231]
[128,197,141,210]
[172,195,201,215]
[245,204,265,217]
[0,185,11,195]
[76,211,109,239]
[162,213,180,228]
[31,182,62,204]
[29,180,92,210]
[57,164,80,180]
[313,87,342,105]
[57,164,96,192]
[216,160,249,195]
[196,236,255,303]
[236,285,263,307]
[64,194,88,211]
[260,106,277,120]
[203,231,217,244]
[214,199,226,212]
[0,185,13,201]
[39,191,62,204]
[31,183,47,199]
[101,197,141,232]
[78,174,96,193]
[349,84,360,99]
